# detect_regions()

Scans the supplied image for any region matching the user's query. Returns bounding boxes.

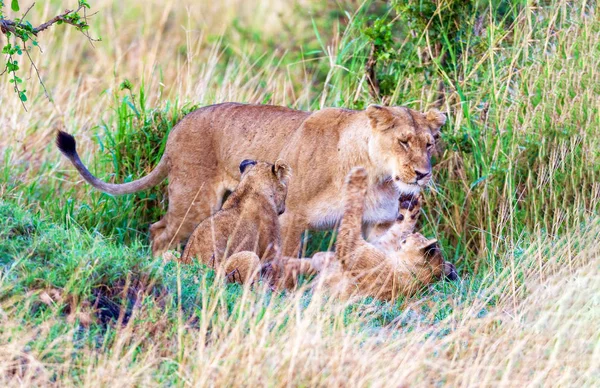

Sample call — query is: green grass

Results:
[0,0,598,385]
[1,198,596,385]
[0,199,463,325]
[0,199,471,383]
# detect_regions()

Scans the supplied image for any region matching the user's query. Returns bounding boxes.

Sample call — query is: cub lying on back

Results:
[309,167,458,300]
[180,159,290,283]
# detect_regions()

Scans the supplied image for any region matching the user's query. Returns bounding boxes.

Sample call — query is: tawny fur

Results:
[180,160,290,283]
[222,252,261,284]
[56,103,446,256]
[308,168,457,301]
[370,194,421,252]
[260,257,318,290]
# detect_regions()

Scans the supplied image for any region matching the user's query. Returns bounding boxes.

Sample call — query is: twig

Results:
[32,7,82,35]
[1,2,100,106]
[21,3,35,21]
[0,5,98,38]
[22,38,50,100]
[7,53,27,111]
[80,5,98,47]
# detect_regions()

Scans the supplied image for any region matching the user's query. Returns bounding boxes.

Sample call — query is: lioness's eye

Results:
[427,142,433,149]
[399,139,408,147]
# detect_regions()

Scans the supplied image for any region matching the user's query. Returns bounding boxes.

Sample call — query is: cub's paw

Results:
[283,258,317,278]
[224,251,261,284]
[311,251,335,272]
[260,258,315,290]
[161,250,179,264]
[397,193,421,223]
[345,167,369,195]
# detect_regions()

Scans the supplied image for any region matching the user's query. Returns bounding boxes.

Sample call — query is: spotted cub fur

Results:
[180,159,290,284]
[313,167,457,300]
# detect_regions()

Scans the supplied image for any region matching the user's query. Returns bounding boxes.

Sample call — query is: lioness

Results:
[56,103,446,256]
[180,159,290,283]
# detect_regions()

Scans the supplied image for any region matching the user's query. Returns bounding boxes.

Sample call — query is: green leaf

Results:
[11,0,19,12]
[120,79,133,91]
[19,91,27,102]
[470,175,488,190]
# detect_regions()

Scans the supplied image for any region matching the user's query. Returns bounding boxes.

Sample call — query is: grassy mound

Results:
[1,201,598,385]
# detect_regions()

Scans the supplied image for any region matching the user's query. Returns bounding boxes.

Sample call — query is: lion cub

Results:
[312,167,457,300]
[180,159,290,283]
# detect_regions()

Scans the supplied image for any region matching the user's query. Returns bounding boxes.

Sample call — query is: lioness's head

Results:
[239,159,291,215]
[366,105,446,194]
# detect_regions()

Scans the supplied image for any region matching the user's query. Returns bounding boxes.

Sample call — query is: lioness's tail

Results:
[56,131,169,195]
[336,167,368,265]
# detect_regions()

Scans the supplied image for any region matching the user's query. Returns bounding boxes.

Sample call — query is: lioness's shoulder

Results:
[300,107,363,133]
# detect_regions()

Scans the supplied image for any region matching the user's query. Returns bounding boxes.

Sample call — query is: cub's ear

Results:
[419,238,439,260]
[272,160,291,184]
[425,109,447,133]
[239,159,257,174]
[366,104,395,131]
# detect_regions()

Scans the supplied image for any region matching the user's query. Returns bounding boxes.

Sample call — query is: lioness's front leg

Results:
[278,211,309,257]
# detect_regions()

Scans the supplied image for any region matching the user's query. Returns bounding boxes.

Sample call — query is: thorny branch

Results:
[0,2,99,107]
[0,4,93,37]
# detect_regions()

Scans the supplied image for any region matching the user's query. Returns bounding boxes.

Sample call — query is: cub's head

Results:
[366,105,446,194]
[239,159,291,215]
[400,234,458,283]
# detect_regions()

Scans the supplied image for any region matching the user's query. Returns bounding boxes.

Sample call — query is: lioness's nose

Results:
[415,170,430,180]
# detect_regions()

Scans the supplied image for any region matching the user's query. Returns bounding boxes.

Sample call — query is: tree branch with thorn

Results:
[0,0,99,108]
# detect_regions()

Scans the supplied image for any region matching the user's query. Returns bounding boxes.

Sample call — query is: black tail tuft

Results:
[56,130,77,157]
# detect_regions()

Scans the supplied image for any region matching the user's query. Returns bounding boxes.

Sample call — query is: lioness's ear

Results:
[366,104,395,131]
[273,160,291,184]
[425,109,446,129]
[239,159,257,174]
[419,239,439,260]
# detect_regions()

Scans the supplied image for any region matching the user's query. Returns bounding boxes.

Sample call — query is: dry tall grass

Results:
[1,0,599,386]
[1,217,598,386]
[1,0,314,161]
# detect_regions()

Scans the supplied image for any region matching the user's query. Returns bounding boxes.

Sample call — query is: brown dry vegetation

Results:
[0,0,598,386]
